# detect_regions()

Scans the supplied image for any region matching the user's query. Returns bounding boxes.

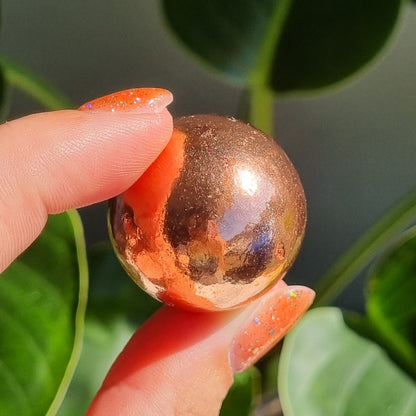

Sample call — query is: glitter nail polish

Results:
[230,282,315,372]
[79,88,173,113]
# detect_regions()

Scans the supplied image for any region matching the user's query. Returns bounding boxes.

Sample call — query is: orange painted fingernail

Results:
[230,282,315,372]
[78,88,173,113]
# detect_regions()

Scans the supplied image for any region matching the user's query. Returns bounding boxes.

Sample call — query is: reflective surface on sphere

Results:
[109,115,306,310]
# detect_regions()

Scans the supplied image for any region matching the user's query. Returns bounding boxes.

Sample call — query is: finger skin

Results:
[0,109,172,272]
[80,89,314,415]
[87,282,315,416]
[88,308,234,416]
[0,88,315,416]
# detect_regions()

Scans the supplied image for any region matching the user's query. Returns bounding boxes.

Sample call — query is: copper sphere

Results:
[109,115,306,311]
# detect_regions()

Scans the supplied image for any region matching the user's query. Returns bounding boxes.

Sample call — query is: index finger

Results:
[0,89,173,271]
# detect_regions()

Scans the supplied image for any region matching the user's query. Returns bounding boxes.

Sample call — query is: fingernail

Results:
[78,88,173,113]
[230,281,315,372]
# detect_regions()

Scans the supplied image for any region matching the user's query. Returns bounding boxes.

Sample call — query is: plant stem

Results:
[247,0,293,136]
[0,56,73,110]
[249,87,274,135]
[248,0,292,86]
[314,191,416,306]
[46,210,89,416]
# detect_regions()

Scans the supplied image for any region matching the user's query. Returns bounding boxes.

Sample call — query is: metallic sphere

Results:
[109,115,306,310]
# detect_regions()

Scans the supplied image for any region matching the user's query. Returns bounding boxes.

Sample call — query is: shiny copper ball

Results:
[109,115,306,311]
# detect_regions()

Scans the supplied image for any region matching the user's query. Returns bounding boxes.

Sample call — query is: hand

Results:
[0,90,314,416]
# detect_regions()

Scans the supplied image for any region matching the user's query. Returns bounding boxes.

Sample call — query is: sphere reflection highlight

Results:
[109,115,306,310]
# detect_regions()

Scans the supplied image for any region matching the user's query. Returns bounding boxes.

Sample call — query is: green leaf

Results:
[314,191,416,306]
[162,0,402,93]
[57,317,136,416]
[0,56,73,110]
[86,243,160,325]
[58,243,160,414]
[220,367,261,416]
[0,211,88,416]
[279,308,416,416]
[367,227,416,378]
[268,0,402,92]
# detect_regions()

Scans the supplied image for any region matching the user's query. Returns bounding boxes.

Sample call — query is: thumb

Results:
[87,281,314,416]
[0,89,172,271]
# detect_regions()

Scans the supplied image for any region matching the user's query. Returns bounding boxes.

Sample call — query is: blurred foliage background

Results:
[1,2,416,415]
[2,1,415,310]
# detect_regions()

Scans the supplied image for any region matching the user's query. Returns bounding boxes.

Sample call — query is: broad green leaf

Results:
[220,367,261,416]
[162,0,402,93]
[279,308,416,416]
[58,243,160,414]
[86,243,160,324]
[268,0,401,92]
[0,211,88,416]
[314,191,416,306]
[367,227,416,378]
[57,317,135,416]
[0,56,73,111]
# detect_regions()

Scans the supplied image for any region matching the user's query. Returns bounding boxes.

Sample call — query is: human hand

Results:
[0,89,314,415]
